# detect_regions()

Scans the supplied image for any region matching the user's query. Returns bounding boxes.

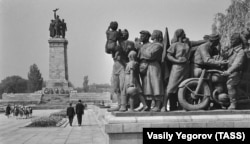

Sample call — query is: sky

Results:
[0,0,231,87]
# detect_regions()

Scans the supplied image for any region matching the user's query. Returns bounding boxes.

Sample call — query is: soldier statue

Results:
[49,8,67,38]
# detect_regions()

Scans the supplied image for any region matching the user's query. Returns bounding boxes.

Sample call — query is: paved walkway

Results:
[0,108,108,144]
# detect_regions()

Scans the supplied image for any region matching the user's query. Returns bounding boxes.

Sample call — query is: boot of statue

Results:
[127,98,136,112]
[228,99,237,110]
[169,94,178,111]
[151,100,161,112]
[108,94,121,112]
[119,95,127,112]
[228,94,237,110]
[160,94,168,112]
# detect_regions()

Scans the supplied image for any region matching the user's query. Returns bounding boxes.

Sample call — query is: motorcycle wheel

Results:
[178,79,210,111]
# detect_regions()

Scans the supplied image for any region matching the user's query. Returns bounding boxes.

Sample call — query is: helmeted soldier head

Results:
[208,33,220,47]
[139,30,151,43]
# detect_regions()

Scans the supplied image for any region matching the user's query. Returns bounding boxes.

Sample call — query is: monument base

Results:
[105,110,250,144]
[44,79,71,94]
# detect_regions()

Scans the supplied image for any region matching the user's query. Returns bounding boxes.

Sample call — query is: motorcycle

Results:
[178,69,249,111]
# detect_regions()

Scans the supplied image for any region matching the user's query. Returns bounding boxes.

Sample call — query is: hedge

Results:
[27,109,67,127]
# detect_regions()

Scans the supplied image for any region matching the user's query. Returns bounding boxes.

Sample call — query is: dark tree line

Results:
[0,64,44,97]
[0,76,28,96]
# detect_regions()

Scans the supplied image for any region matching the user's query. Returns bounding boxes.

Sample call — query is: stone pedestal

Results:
[105,110,250,144]
[47,38,69,89]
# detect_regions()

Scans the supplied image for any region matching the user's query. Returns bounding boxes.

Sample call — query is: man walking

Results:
[66,103,75,126]
[5,104,11,118]
[75,100,85,126]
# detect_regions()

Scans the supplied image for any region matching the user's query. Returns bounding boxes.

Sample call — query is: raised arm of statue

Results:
[53,8,59,19]
[190,40,206,47]
[54,11,57,20]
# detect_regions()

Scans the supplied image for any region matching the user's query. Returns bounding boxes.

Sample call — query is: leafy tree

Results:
[213,0,250,47]
[0,76,28,96]
[27,64,43,92]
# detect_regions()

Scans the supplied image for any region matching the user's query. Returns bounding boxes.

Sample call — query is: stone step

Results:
[112,109,250,117]
[69,92,111,103]
[2,93,42,101]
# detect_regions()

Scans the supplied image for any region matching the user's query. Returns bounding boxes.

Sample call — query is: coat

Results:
[75,103,84,115]
[67,106,75,117]
[5,106,11,115]
[226,45,245,74]
[123,61,143,96]
[49,22,55,37]
[226,45,246,86]
[167,42,191,94]
[138,42,164,96]
[193,42,221,68]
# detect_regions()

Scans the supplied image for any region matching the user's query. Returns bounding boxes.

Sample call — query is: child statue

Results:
[123,50,148,112]
[105,21,121,55]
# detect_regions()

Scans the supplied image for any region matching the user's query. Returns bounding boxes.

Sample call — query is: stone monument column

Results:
[47,38,69,89]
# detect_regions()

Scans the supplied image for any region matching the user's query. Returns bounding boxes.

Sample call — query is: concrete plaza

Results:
[0,108,108,144]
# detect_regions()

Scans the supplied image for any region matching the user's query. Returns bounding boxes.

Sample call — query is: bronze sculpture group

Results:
[49,9,67,38]
[106,21,250,112]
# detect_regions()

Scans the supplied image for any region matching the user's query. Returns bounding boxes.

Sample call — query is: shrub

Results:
[27,109,66,127]
[28,116,62,127]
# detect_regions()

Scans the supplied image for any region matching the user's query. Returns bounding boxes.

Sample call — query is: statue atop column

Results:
[49,8,67,38]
